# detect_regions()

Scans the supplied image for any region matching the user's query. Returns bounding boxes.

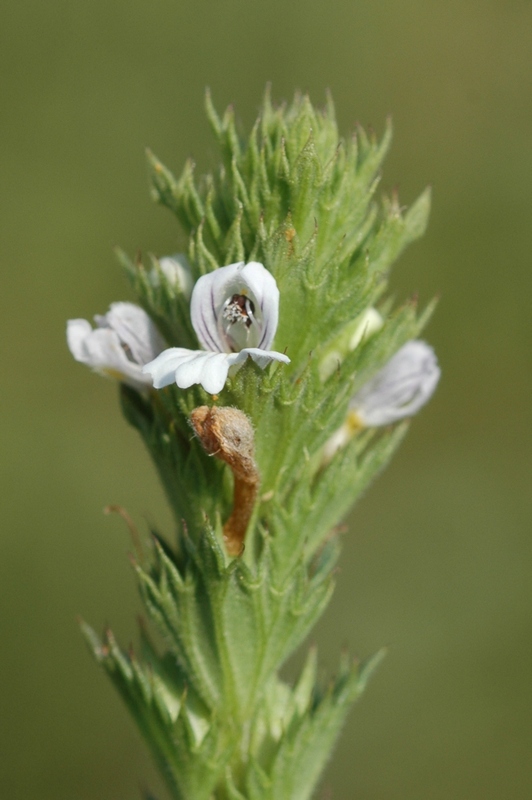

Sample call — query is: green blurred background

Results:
[2,1,531,797]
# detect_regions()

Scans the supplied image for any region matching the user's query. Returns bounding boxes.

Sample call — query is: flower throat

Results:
[223,294,255,329]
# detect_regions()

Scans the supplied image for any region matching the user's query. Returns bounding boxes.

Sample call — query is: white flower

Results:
[143,261,290,395]
[67,302,165,391]
[149,253,193,299]
[352,340,440,426]
[322,340,440,461]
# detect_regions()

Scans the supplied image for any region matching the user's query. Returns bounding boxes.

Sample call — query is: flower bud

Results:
[150,253,194,299]
[319,308,383,381]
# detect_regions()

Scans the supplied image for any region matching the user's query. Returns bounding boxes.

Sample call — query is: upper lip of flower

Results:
[142,261,290,394]
[191,261,280,353]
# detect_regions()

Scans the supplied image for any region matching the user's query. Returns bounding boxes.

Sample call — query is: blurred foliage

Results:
[0,1,531,798]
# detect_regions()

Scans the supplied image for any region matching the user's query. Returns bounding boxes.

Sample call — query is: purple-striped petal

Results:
[190,261,280,354]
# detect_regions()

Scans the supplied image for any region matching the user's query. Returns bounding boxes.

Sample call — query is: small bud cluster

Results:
[71,89,439,800]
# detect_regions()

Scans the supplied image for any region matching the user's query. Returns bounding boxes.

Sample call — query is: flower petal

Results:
[94,302,165,365]
[190,264,243,353]
[224,348,290,383]
[67,320,152,390]
[67,319,93,362]
[192,353,231,395]
[236,262,280,350]
[141,348,197,389]
[142,349,232,394]
[238,348,291,370]
[352,340,440,426]
[143,345,290,394]
[172,351,223,392]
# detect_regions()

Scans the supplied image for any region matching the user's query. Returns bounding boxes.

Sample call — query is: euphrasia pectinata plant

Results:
[67,89,440,800]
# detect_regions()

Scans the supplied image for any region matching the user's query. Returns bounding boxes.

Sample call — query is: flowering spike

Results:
[70,90,440,800]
